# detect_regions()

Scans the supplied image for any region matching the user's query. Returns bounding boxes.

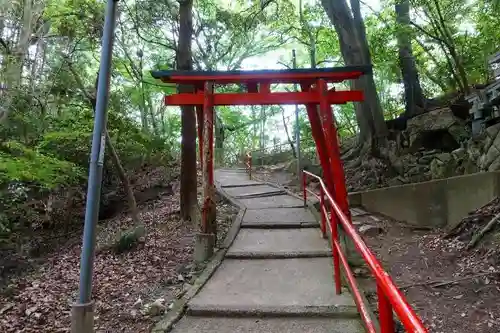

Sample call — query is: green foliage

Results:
[0,141,84,189]
[44,0,105,41]
[3,0,500,236]
[37,131,92,167]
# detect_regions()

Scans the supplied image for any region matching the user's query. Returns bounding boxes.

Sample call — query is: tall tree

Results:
[65,61,141,226]
[320,0,387,150]
[395,0,425,117]
[178,0,198,222]
[410,0,470,94]
[0,0,42,124]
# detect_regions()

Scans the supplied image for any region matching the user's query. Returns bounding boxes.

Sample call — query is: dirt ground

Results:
[0,178,238,333]
[256,167,500,332]
[361,213,500,333]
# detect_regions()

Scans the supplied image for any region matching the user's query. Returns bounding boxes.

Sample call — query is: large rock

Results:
[418,154,435,164]
[407,165,429,176]
[390,153,418,175]
[451,147,466,160]
[462,158,479,174]
[486,123,500,140]
[430,154,458,179]
[479,132,500,170]
[488,156,500,171]
[406,108,469,151]
[466,139,483,162]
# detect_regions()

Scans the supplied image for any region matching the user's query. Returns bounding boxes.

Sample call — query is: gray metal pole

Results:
[292,49,301,179]
[78,0,118,305]
[71,2,118,331]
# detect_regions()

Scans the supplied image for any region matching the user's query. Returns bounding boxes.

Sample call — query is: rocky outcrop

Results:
[300,109,500,191]
[476,123,500,171]
[405,108,469,152]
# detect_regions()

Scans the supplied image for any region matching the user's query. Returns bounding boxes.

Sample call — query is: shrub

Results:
[0,141,84,188]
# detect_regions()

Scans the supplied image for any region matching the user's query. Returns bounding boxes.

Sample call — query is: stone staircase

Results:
[168,169,364,333]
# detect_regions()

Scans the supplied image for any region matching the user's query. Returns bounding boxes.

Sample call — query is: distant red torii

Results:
[151,66,369,249]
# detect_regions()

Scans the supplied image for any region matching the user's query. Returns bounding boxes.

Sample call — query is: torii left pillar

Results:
[194,81,216,264]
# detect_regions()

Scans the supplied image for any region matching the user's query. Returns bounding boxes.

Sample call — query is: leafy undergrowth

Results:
[0,175,238,333]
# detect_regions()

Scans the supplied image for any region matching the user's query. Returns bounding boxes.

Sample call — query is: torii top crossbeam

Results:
[151,65,371,106]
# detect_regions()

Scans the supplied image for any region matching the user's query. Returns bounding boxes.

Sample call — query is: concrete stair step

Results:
[226,228,330,259]
[242,207,316,228]
[222,184,282,197]
[170,316,364,333]
[188,258,358,318]
[238,194,304,209]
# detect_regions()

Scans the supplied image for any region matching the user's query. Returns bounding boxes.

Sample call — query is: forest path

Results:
[167,168,364,333]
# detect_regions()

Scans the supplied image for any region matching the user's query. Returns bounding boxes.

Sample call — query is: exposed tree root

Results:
[444,198,500,240]
[467,213,500,250]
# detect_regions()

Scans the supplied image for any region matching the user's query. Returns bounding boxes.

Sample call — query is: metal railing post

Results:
[378,283,395,332]
[320,187,326,237]
[246,152,252,179]
[302,172,307,207]
[330,209,341,294]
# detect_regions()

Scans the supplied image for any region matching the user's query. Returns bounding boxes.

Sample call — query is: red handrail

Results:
[245,152,252,179]
[302,170,428,333]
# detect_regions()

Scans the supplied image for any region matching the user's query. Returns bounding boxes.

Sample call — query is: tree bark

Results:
[431,0,469,94]
[350,0,387,142]
[177,0,198,222]
[139,80,149,131]
[411,1,469,94]
[280,106,296,158]
[147,95,159,136]
[66,61,140,225]
[414,38,449,92]
[395,0,425,117]
[214,115,224,165]
[320,0,387,148]
[0,0,35,124]
[104,129,140,225]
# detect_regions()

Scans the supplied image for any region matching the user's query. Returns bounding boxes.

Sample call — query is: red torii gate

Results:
[151,66,370,258]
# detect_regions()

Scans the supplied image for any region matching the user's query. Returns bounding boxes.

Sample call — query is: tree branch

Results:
[277,60,292,70]
[409,21,450,47]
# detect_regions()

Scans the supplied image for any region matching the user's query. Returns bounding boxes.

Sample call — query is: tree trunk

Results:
[66,62,140,225]
[140,80,149,131]
[178,0,197,222]
[414,38,449,93]
[395,0,425,117]
[431,0,469,94]
[105,129,140,224]
[281,106,296,158]
[148,95,159,136]
[321,0,387,148]
[350,0,387,142]
[0,0,34,124]
[251,106,258,148]
[214,115,224,165]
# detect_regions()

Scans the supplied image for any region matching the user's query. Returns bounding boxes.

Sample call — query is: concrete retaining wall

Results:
[349,171,500,228]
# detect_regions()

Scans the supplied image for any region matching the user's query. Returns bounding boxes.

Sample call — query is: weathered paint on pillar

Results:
[318,79,350,219]
[300,83,335,192]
